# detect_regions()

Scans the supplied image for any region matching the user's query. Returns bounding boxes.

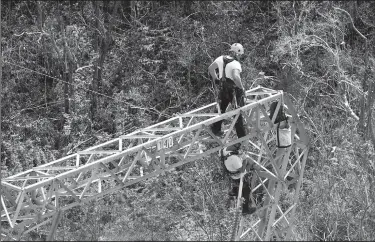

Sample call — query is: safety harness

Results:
[221,56,235,84]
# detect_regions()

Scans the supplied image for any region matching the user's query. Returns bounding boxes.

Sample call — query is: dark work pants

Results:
[231,175,251,211]
[212,80,247,138]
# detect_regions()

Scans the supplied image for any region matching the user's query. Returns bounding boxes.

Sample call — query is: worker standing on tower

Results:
[208,43,247,141]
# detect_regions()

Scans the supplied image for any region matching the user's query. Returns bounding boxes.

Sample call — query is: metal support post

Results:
[46,210,63,241]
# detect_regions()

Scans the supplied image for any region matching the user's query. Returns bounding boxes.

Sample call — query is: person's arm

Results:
[208,61,219,81]
[241,155,256,173]
[232,69,244,89]
[236,159,248,173]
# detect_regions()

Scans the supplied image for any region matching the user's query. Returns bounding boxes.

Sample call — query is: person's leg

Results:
[235,87,245,107]
[228,176,255,214]
[211,84,233,134]
[242,175,256,214]
[235,114,246,138]
[242,183,251,213]
[229,178,239,196]
[234,87,247,139]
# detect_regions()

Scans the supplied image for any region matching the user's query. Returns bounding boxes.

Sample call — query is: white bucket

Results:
[277,125,292,148]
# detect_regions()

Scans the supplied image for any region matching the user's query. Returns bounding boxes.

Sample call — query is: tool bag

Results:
[276,119,292,148]
[269,101,292,148]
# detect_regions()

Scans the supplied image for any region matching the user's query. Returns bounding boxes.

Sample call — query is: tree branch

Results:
[333,7,367,41]
[67,137,95,155]
[333,7,369,135]
[342,94,359,121]
[75,65,94,73]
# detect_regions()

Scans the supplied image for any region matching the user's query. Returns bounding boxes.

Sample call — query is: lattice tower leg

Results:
[236,216,245,241]
[265,125,296,240]
[257,177,276,239]
[265,150,292,240]
[231,174,245,241]
[256,146,286,239]
[285,146,309,240]
[252,125,301,241]
[46,210,63,241]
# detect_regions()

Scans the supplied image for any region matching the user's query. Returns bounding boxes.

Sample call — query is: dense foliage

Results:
[1,1,375,240]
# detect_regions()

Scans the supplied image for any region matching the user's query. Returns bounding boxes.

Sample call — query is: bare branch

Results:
[14,31,43,37]
[342,95,360,121]
[67,137,95,155]
[75,65,94,73]
[333,7,367,41]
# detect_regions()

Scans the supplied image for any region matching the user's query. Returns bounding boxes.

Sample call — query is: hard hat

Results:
[229,43,244,55]
[224,154,243,172]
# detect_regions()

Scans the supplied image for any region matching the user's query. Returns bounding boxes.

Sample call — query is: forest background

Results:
[1,1,375,241]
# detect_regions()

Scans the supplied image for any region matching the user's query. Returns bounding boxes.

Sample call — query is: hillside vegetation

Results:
[1,1,375,240]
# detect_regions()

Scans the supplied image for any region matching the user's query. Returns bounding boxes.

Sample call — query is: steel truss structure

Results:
[1,86,309,241]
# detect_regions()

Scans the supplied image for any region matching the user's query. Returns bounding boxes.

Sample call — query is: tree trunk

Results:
[36,1,50,110]
[1,0,2,161]
[359,40,368,132]
[7,0,11,23]
[90,0,115,122]
[151,1,158,11]
[183,1,192,16]
[63,44,69,114]
[365,81,375,147]
[36,1,43,30]
[111,1,120,24]
[121,1,131,22]
[59,11,70,115]
[90,0,100,121]
[66,2,75,114]
[335,5,369,136]
[131,1,137,19]
[69,61,74,112]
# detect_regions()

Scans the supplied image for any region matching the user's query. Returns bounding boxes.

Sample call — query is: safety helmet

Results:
[224,155,242,172]
[222,147,242,172]
[229,43,244,55]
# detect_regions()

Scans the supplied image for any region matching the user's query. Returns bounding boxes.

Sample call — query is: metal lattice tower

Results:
[1,86,309,241]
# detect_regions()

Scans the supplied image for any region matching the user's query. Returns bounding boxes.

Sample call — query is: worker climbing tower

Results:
[1,86,309,241]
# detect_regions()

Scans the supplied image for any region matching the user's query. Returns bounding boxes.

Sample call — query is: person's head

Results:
[229,43,244,61]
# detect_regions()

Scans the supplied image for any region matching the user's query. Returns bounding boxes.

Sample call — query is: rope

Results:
[3,60,173,119]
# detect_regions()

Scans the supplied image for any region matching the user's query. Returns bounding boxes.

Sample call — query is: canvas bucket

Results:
[277,123,292,148]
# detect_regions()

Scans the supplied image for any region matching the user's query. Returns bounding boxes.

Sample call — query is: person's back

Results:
[223,57,241,84]
[211,55,241,83]
[209,44,244,89]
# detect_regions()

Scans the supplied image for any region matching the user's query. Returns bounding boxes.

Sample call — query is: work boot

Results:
[214,130,224,136]
[242,205,256,215]
[226,143,241,154]
[242,200,257,215]
[210,126,224,136]
[228,186,239,196]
